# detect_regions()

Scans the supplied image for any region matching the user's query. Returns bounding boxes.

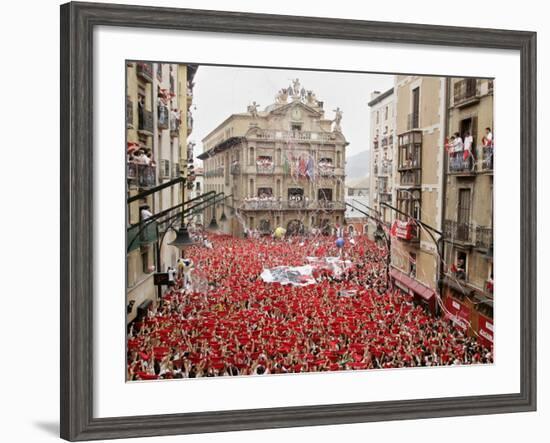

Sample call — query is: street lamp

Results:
[208,216,219,231]
[168,224,195,250]
[219,210,227,223]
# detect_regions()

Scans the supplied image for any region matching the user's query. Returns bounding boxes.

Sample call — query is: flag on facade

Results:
[283,152,290,175]
[306,155,315,180]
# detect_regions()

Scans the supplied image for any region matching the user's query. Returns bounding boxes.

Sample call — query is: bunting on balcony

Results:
[390,219,416,240]
[127,141,140,153]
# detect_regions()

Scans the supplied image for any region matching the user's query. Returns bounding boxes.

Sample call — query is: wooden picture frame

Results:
[60,2,537,440]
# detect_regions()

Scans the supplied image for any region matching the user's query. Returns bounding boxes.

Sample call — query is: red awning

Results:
[390,268,435,301]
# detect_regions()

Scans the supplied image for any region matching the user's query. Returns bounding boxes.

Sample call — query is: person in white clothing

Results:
[140,205,153,220]
[452,132,464,153]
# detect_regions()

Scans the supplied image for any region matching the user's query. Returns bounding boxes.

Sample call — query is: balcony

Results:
[172,163,180,179]
[481,146,493,172]
[399,169,421,186]
[170,116,180,136]
[448,153,476,175]
[138,109,153,134]
[127,163,156,189]
[318,161,335,176]
[381,137,389,148]
[126,98,133,128]
[453,79,479,108]
[379,192,392,203]
[187,113,194,136]
[444,220,474,245]
[127,221,157,253]
[475,226,493,250]
[316,200,345,210]
[373,140,379,150]
[230,162,241,175]
[256,161,275,174]
[394,219,419,242]
[157,105,169,130]
[204,166,224,178]
[252,129,333,143]
[379,163,392,176]
[136,62,153,82]
[239,199,345,211]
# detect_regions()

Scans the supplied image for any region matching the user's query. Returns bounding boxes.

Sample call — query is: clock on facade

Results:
[291,107,302,121]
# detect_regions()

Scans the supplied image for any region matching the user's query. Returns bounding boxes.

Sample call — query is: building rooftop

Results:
[368,87,394,107]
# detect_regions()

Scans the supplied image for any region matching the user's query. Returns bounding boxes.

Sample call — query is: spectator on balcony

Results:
[482,127,493,148]
[170,108,180,128]
[140,205,153,220]
[134,149,149,165]
[455,257,466,280]
[452,132,464,154]
[463,131,475,168]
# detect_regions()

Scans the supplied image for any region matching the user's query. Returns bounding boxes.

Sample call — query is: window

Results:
[141,249,150,274]
[288,188,304,199]
[411,87,420,128]
[455,251,468,280]
[384,106,388,120]
[376,111,379,124]
[257,187,273,198]
[259,219,271,233]
[409,252,417,278]
[249,217,254,229]
[249,147,255,165]
[453,188,472,242]
[318,188,333,201]
[458,188,471,223]
[291,123,302,131]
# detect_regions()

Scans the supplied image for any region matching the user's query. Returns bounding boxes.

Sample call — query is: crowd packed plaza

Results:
[127,233,493,380]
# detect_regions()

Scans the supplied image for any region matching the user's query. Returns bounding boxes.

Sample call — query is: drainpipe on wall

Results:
[438,77,451,317]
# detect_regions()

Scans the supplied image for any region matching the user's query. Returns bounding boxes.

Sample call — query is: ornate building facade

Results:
[199,80,347,237]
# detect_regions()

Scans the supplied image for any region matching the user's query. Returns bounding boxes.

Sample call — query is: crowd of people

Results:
[127,233,493,381]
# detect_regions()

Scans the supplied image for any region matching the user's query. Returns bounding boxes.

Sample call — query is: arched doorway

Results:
[286,219,304,236]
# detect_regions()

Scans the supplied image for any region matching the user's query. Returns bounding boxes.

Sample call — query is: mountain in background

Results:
[345,149,370,180]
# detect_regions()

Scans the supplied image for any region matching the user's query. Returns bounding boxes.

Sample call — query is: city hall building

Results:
[198,80,348,237]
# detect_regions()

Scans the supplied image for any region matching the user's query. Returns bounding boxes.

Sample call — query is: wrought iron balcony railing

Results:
[253,129,333,142]
[481,146,493,172]
[136,62,153,82]
[475,226,493,250]
[256,162,275,174]
[444,220,474,244]
[453,79,479,106]
[239,199,345,211]
[126,98,133,128]
[127,163,156,189]
[399,169,421,186]
[138,109,153,134]
[157,105,169,130]
[448,153,476,174]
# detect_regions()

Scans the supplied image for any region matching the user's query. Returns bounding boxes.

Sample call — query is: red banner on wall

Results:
[444,297,470,331]
[477,315,494,349]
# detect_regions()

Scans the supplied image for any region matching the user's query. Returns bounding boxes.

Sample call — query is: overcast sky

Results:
[191,65,394,161]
